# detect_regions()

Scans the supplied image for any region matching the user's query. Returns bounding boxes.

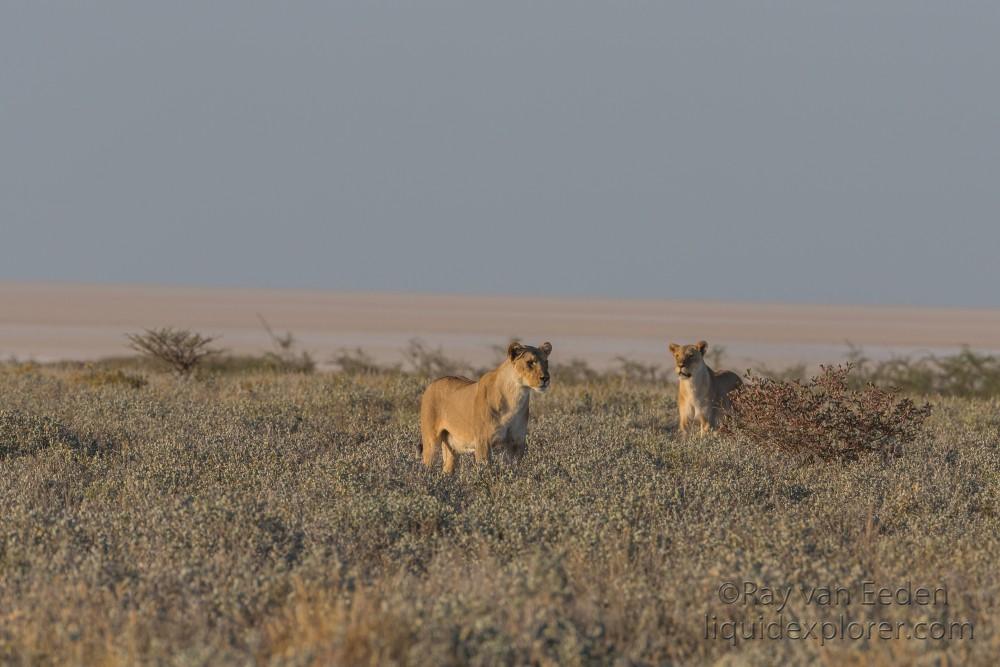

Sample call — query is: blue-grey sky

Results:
[2,2,998,306]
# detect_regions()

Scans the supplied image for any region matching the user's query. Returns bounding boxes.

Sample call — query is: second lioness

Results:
[669,340,742,435]
[419,341,551,473]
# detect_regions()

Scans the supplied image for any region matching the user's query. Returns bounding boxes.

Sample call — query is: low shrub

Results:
[551,358,600,384]
[258,316,316,374]
[614,356,662,384]
[67,364,148,389]
[331,347,397,375]
[727,364,932,462]
[849,344,1000,398]
[404,338,473,377]
[0,409,79,458]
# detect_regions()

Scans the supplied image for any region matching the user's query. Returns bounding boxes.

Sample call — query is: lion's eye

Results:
[526,360,534,369]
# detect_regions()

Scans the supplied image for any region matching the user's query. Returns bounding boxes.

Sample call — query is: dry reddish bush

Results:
[727,364,932,462]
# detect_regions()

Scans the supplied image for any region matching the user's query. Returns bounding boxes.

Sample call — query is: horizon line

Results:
[2,279,997,314]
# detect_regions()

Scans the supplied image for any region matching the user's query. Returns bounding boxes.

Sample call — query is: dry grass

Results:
[0,362,998,665]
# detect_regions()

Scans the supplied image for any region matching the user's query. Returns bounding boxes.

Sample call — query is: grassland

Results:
[1,360,999,666]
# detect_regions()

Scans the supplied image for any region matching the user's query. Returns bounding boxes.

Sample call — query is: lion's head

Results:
[507,341,552,392]
[668,340,708,378]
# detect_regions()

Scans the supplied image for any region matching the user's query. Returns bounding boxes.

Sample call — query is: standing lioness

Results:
[419,341,552,473]
[669,340,742,435]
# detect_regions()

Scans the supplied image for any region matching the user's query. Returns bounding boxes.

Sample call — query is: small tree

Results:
[126,328,221,377]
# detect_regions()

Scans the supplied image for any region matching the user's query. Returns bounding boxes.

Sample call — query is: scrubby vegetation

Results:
[847,345,1000,398]
[0,355,998,665]
[729,365,933,462]
[330,346,392,376]
[258,316,316,374]
[403,338,476,378]
[755,346,1000,399]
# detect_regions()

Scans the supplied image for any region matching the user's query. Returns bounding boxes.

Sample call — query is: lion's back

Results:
[420,376,476,422]
[713,369,743,395]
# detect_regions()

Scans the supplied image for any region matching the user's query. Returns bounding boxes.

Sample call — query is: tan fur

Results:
[419,341,552,473]
[668,340,742,436]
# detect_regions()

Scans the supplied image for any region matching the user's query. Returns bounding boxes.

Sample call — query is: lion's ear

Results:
[668,343,680,354]
[539,341,552,356]
[507,341,525,360]
[697,340,708,355]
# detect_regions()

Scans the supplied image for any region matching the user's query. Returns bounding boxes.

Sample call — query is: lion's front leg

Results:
[501,437,527,462]
[505,419,528,462]
[511,439,527,461]
[474,439,491,465]
[697,412,711,436]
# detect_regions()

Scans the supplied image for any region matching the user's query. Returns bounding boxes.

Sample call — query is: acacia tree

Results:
[126,328,221,377]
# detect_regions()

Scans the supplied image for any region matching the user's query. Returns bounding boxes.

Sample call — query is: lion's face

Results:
[507,341,552,392]
[668,340,708,378]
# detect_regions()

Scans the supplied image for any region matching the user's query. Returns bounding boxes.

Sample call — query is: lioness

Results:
[419,341,552,473]
[668,340,741,435]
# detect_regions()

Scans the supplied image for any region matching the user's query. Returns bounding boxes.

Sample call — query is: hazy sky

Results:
[2,2,998,307]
